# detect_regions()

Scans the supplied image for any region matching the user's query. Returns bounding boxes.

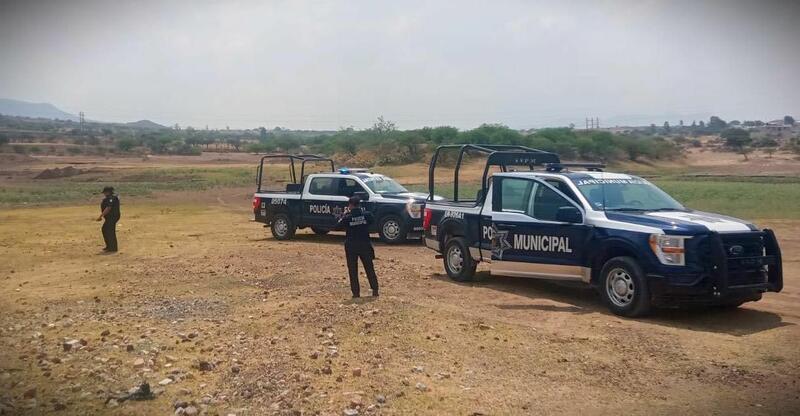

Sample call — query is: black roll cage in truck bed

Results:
[427,144,564,203]
[255,154,335,193]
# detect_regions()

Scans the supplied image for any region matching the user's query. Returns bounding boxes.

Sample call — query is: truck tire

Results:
[443,237,477,282]
[378,215,407,244]
[311,227,329,235]
[271,213,296,240]
[599,256,651,317]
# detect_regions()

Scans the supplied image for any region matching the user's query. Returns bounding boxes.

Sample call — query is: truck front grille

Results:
[720,232,768,287]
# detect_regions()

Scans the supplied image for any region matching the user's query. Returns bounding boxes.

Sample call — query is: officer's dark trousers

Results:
[102,218,118,251]
[345,242,378,296]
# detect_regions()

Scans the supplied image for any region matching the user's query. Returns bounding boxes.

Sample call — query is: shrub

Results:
[116,138,138,152]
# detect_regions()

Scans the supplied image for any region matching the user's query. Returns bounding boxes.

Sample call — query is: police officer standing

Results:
[96,186,121,252]
[336,196,379,298]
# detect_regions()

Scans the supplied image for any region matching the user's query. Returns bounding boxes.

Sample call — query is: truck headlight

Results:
[649,234,688,266]
[406,200,423,219]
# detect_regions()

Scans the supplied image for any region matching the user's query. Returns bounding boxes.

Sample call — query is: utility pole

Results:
[79,111,85,132]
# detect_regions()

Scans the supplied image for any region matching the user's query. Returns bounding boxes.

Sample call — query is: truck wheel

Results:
[271,214,296,240]
[443,237,476,282]
[378,215,407,244]
[599,256,651,317]
[311,227,329,235]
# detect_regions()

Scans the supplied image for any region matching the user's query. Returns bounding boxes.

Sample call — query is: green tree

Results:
[184,137,200,147]
[398,133,424,162]
[116,138,138,152]
[721,128,752,160]
[663,121,671,133]
[371,116,396,134]
[420,126,458,144]
[754,137,779,158]
[226,138,242,151]
[785,115,796,126]
[0,133,8,146]
[708,116,727,132]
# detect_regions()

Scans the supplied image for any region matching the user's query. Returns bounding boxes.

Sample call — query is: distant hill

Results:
[0,98,79,121]
[125,119,166,129]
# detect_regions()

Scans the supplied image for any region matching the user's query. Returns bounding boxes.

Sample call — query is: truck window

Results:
[500,178,533,212]
[527,182,575,221]
[337,178,365,197]
[308,177,337,195]
[544,179,580,204]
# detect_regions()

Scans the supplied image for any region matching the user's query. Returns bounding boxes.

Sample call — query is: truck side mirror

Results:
[556,206,582,224]
[353,191,369,201]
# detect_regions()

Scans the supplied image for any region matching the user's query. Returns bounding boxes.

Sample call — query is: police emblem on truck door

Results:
[488,225,512,260]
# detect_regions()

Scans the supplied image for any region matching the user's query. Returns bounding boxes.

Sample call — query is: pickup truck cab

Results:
[253,154,429,243]
[422,145,783,317]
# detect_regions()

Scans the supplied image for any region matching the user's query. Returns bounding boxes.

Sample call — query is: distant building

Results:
[765,119,791,132]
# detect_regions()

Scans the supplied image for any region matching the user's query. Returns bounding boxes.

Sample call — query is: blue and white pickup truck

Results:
[422,145,783,316]
[253,154,430,243]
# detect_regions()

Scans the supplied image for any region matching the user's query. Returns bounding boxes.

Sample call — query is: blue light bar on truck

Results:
[339,167,370,174]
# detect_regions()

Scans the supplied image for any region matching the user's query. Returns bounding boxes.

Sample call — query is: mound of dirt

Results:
[34,166,83,179]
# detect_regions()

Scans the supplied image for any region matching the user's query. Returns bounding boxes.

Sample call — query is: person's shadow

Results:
[345,296,379,305]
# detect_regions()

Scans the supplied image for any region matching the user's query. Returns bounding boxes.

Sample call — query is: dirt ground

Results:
[1,183,799,416]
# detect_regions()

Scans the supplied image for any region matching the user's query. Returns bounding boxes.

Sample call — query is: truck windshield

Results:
[572,176,685,212]
[362,176,409,194]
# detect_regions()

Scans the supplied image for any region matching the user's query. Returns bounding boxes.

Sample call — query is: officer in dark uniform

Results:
[96,186,121,252]
[336,196,379,298]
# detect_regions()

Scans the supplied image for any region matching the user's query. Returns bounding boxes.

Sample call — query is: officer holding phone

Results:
[336,196,379,298]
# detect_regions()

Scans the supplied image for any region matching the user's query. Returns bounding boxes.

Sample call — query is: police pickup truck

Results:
[422,145,783,317]
[253,154,430,243]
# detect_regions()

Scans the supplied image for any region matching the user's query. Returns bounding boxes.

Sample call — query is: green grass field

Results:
[410,176,800,220]
[3,165,798,221]
[0,167,255,205]
[653,178,800,220]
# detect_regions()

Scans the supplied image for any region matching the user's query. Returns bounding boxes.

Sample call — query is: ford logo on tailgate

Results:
[728,245,745,256]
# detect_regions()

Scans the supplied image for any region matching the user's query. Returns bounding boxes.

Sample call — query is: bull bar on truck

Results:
[708,229,783,295]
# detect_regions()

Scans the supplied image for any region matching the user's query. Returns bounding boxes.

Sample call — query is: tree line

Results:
[247,118,681,165]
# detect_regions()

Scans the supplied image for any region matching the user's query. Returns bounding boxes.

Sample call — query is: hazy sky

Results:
[1,0,798,130]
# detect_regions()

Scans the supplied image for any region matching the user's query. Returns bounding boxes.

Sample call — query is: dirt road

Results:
[1,189,798,415]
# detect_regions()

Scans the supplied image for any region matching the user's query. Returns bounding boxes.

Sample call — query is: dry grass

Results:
[1,189,799,415]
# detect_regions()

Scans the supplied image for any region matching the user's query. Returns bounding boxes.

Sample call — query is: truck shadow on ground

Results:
[435,271,792,337]
[255,232,424,247]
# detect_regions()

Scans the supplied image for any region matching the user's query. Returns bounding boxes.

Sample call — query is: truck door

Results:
[489,177,591,281]
[332,178,368,226]
[304,177,342,227]
[303,177,367,228]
